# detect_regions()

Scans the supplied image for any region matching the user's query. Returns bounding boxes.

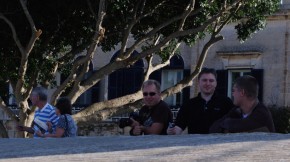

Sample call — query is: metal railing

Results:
[107,106,180,122]
[1,104,180,122]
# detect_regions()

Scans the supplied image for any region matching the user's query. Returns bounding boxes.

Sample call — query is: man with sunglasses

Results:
[130,79,173,135]
[167,68,234,134]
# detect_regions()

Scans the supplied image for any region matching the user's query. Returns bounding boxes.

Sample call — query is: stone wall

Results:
[77,121,129,136]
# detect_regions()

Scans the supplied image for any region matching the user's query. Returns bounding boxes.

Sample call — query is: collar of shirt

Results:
[39,103,50,112]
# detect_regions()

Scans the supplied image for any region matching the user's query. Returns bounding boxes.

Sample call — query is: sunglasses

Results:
[143,92,157,96]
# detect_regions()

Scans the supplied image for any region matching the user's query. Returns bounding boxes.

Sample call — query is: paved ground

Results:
[1,133,290,162]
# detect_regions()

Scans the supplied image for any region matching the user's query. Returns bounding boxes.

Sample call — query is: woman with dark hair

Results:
[36,97,78,137]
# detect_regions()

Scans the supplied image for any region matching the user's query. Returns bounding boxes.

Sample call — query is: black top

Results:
[138,100,173,135]
[209,102,275,133]
[175,92,234,134]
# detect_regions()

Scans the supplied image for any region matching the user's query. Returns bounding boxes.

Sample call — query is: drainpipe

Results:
[284,17,289,107]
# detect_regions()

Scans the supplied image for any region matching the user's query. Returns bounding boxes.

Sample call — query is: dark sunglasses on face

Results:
[143,92,156,96]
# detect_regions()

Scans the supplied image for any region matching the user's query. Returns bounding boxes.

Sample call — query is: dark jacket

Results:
[175,92,234,134]
[209,102,275,133]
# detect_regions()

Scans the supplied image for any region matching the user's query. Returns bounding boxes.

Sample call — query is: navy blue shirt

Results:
[175,93,234,134]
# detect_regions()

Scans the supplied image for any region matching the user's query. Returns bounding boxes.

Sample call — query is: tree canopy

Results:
[0,0,280,137]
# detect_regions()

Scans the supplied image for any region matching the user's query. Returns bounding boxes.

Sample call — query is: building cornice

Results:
[267,5,290,20]
[217,51,262,57]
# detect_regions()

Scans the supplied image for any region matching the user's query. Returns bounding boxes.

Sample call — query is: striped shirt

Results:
[33,103,59,137]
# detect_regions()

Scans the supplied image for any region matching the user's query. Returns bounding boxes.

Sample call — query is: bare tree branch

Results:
[74,33,224,122]
[51,0,107,103]
[143,35,162,81]
[73,91,143,122]
[177,0,195,30]
[119,0,166,59]
[0,13,25,54]
[74,0,238,104]
[148,42,181,76]
[14,0,41,100]
[19,0,41,54]
[0,121,9,138]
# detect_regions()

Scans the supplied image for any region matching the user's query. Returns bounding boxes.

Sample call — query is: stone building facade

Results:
[193,2,290,107]
[87,1,290,108]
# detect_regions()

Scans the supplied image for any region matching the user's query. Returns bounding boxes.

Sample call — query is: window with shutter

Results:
[216,69,264,102]
[108,50,144,99]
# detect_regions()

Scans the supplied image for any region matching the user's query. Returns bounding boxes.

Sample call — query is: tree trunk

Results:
[0,121,8,138]
[17,101,34,138]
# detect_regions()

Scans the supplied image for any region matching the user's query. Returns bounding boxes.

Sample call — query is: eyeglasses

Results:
[143,92,156,96]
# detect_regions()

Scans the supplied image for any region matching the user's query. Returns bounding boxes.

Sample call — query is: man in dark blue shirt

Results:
[167,68,234,134]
